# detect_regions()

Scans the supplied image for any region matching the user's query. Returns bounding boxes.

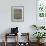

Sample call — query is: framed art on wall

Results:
[36,0,46,26]
[11,6,24,22]
[37,0,46,18]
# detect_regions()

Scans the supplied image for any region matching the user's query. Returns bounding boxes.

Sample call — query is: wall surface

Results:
[0,0,36,42]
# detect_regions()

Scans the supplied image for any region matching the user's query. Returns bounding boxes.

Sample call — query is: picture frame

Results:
[36,0,46,26]
[11,6,24,22]
[36,0,46,19]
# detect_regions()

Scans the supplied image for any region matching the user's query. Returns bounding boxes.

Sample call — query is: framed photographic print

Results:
[11,6,24,22]
[36,0,46,26]
[37,0,46,18]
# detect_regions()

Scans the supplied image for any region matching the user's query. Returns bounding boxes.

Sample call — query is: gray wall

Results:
[0,0,36,42]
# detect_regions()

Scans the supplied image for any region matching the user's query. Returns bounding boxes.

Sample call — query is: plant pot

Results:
[37,39,40,43]
[37,39,45,44]
[40,38,45,43]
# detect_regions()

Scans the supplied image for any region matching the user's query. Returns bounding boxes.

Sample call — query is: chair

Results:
[18,33,30,46]
[4,33,18,46]
[4,27,19,46]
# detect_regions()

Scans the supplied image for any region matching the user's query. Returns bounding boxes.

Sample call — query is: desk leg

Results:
[4,34,7,46]
[4,41,7,46]
[15,34,18,46]
[16,34,18,46]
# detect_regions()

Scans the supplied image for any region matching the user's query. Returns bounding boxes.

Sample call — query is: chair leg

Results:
[4,41,7,46]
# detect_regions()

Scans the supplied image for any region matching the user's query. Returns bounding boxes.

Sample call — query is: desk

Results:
[4,33,30,46]
[4,33,18,46]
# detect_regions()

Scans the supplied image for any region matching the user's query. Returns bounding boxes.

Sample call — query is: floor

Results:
[0,42,46,46]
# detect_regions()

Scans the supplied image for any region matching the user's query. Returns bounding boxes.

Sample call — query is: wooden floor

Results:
[0,42,46,46]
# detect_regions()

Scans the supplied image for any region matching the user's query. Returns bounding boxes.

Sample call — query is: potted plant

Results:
[32,24,46,43]
[33,32,46,43]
